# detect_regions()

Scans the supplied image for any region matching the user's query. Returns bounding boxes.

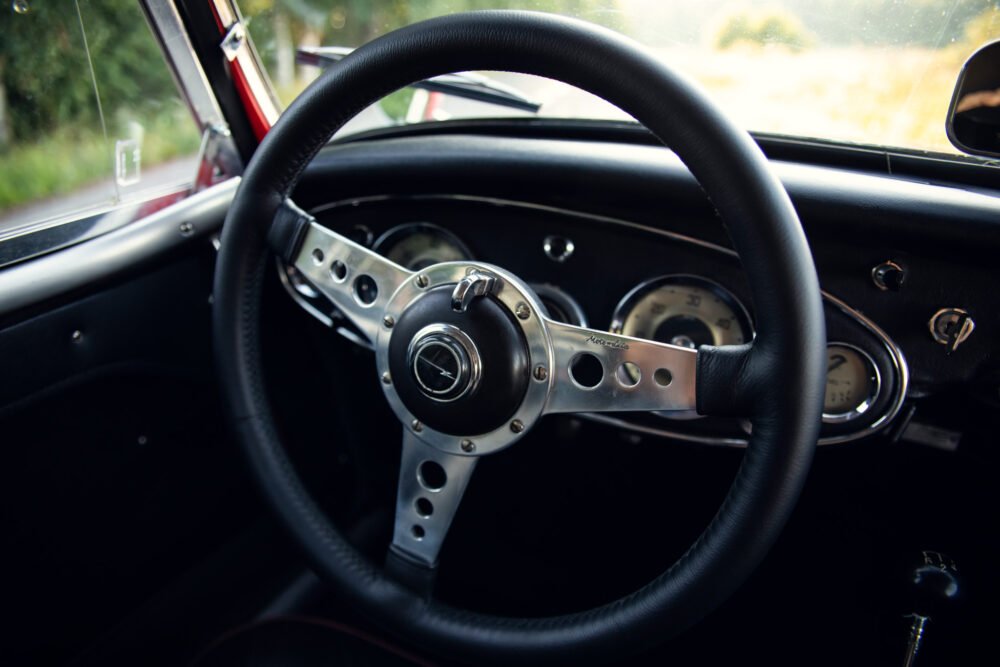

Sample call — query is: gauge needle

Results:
[828,354,847,372]
[418,356,455,379]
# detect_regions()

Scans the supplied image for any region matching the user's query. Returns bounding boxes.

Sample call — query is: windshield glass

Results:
[241,0,999,154]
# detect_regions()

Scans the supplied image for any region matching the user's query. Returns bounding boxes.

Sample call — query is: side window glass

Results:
[0,1,201,235]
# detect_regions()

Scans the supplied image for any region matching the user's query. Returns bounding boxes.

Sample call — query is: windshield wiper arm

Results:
[296,46,542,113]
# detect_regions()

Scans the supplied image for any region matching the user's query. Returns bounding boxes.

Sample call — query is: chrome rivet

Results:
[381,372,392,385]
[71,330,83,343]
[415,274,429,288]
[510,419,525,433]
[411,419,423,432]
[515,303,530,320]
[460,439,475,453]
[533,365,548,381]
[383,315,395,329]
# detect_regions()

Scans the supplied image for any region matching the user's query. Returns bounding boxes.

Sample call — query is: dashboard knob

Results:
[872,260,907,291]
[929,308,975,352]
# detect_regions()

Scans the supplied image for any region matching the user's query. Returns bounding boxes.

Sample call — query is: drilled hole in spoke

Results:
[654,368,673,387]
[415,497,434,517]
[411,525,425,540]
[353,274,377,305]
[569,353,603,388]
[616,362,641,387]
[330,260,347,282]
[311,248,324,265]
[418,461,447,491]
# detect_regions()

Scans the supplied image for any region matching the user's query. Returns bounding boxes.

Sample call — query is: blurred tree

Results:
[244,0,621,91]
[715,7,814,52]
[0,0,178,147]
[961,4,1000,50]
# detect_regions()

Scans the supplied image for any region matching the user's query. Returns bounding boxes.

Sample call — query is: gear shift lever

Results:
[902,551,960,667]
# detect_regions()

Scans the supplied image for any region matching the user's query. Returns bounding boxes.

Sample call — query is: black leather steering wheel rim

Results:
[213,11,826,665]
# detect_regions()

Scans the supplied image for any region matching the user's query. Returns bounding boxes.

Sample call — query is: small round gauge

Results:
[373,223,472,271]
[611,275,753,349]
[823,343,880,423]
[531,283,588,327]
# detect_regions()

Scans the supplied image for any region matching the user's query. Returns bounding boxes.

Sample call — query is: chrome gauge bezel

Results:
[372,222,474,269]
[822,342,881,424]
[610,274,755,347]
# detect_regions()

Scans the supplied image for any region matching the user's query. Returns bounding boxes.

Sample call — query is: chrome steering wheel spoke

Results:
[542,319,698,416]
[390,429,478,569]
[292,220,413,343]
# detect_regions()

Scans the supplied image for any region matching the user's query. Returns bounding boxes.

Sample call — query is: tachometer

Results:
[611,275,752,349]
[373,223,472,270]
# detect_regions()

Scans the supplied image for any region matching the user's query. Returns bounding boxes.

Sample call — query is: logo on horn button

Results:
[408,324,481,402]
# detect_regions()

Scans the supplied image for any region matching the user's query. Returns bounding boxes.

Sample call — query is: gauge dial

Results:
[823,343,880,422]
[612,275,752,349]
[373,223,472,271]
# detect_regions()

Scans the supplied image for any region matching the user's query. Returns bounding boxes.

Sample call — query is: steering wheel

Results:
[214,11,825,665]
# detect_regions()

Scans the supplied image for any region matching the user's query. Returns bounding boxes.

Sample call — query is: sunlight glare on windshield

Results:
[241,0,1000,154]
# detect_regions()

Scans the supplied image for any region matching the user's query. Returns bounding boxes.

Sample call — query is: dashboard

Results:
[279,195,907,447]
[268,131,1000,457]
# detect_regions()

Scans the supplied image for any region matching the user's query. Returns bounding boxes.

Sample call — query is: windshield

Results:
[241,0,1000,154]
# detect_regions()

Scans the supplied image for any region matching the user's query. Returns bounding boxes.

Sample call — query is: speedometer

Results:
[611,275,752,349]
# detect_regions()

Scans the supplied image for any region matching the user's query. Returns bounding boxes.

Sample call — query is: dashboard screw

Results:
[533,365,548,381]
[515,303,530,320]
[415,274,429,288]
[510,419,525,433]
[460,439,475,453]
[411,420,423,433]
[381,372,391,385]
[383,315,395,329]
[179,222,194,236]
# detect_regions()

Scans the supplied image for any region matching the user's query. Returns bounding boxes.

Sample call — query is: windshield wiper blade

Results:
[296,46,542,113]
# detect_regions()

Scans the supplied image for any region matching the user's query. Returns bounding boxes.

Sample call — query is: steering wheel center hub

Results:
[376,262,552,455]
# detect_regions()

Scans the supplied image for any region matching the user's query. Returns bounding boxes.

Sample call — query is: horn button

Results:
[388,287,530,435]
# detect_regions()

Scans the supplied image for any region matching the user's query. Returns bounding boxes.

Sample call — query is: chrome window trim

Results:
[140,0,229,135]
[0,178,238,318]
[292,192,910,446]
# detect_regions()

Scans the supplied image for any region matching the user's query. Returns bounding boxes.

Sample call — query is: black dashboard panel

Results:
[291,133,1000,450]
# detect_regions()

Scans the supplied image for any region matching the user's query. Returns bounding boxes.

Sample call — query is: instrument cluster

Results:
[280,204,907,447]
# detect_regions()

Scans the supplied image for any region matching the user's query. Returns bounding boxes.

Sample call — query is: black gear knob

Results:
[908,551,960,618]
[902,551,960,667]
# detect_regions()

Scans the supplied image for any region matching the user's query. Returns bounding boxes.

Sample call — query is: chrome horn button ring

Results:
[375,262,552,457]
[407,324,481,402]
